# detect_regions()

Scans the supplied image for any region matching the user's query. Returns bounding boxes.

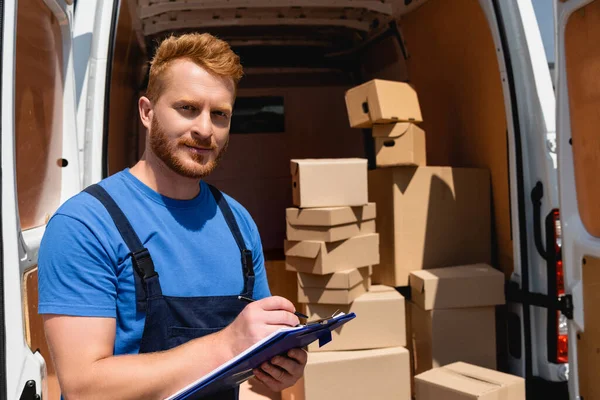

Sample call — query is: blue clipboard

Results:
[166,312,356,400]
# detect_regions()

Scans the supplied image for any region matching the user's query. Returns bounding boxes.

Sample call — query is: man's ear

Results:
[139,96,153,130]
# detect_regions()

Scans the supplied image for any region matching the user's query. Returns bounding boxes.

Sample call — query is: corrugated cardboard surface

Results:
[415,362,525,400]
[285,203,376,226]
[410,264,505,310]
[374,129,427,167]
[282,347,411,400]
[290,159,368,208]
[344,79,423,128]
[372,122,416,138]
[285,233,380,274]
[298,266,371,289]
[400,0,513,277]
[297,278,369,304]
[264,258,300,312]
[410,303,497,376]
[286,219,376,242]
[306,287,406,351]
[444,362,525,399]
[368,167,491,286]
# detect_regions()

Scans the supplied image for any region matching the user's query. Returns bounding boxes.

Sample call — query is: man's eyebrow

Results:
[214,103,233,113]
[173,99,202,107]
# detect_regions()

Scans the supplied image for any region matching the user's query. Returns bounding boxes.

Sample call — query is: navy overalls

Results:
[84,183,255,400]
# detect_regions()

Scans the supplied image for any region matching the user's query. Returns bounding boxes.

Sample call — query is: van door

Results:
[482,0,562,387]
[75,0,120,187]
[2,0,80,399]
[554,0,600,398]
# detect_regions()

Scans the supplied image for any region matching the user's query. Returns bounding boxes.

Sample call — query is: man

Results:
[38,33,306,399]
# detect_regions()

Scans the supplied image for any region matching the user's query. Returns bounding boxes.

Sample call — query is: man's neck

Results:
[129,152,201,200]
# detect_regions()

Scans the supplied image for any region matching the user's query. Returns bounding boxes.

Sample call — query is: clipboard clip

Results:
[305,309,344,326]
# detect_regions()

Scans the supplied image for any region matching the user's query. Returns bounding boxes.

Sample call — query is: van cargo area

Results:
[109,0,513,275]
[10,0,577,399]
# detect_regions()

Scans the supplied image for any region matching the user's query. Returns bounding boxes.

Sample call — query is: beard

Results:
[149,115,229,179]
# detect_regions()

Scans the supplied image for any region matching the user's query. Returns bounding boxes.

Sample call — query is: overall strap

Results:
[207,184,255,296]
[83,184,157,312]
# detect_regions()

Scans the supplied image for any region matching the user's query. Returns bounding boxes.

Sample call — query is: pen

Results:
[238,295,309,319]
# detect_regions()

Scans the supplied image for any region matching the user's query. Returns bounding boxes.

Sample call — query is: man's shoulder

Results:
[52,172,128,222]
[207,183,257,233]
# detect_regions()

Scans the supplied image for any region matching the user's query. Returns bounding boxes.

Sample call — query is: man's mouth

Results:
[184,144,214,155]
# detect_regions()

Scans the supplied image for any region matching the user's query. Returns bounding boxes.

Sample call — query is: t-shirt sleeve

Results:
[38,213,118,317]
[249,223,272,300]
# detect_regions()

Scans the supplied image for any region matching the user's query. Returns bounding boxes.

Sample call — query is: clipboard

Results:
[165,312,356,400]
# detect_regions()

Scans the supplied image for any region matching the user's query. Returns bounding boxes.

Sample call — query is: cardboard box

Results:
[373,123,427,167]
[286,203,376,226]
[286,219,376,243]
[297,278,369,304]
[344,79,423,128]
[415,362,525,400]
[368,167,491,286]
[409,303,497,376]
[290,159,368,208]
[285,233,380,275]
[410,264,505,310]
[282,347,411,400]
[368,284,397,293]
[306,286,406,351]
[298,267,371,289]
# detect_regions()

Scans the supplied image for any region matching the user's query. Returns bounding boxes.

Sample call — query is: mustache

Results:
[179,138,217,150]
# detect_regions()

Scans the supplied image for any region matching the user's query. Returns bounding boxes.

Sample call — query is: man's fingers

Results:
[255,296,296,313]
[287,348,308,365]
[263,310,299,327]
[260,361,289,382]
[271,355,303,377]
[253,368,281,390]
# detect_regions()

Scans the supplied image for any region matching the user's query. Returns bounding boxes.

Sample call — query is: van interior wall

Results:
[360,0,512,277]
[204,74,364,252]
[107,0,146,176]
[565,0,600,239]
[200,73,363,303]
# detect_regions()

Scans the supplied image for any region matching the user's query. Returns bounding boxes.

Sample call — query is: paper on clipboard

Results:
[165,312,355,400]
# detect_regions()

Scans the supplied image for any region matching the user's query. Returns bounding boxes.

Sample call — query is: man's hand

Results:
[220,296,300,357]
[252,348,308,392]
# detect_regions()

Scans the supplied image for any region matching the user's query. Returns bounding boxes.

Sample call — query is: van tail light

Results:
[547,209,568,364]
[557,312,569,363]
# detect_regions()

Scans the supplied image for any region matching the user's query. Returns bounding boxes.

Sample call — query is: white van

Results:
[1,0,597,399]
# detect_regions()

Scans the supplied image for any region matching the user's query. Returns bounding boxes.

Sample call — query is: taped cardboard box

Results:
[344,79,423,128]
[410,264,505,310]
[290,159,368,208]
[298,266,371,289]
[373,123,427,167]
[305,286,406,352]
[409,303,497,376]
[282,347,411,400]
[286,203,376,226]
[297,278,369,305]
[285,233,380,275]
[415,362,525,400]
[368,166,491,286]
[286,219,376,243]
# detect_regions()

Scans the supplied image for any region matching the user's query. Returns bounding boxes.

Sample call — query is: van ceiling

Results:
[135,0,429,70]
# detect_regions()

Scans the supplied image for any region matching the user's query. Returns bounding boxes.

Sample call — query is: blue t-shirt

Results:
[38,169,271,355]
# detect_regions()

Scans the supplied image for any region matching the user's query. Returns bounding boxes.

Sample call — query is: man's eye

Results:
[179,105,195,111]
[213,110,230,118]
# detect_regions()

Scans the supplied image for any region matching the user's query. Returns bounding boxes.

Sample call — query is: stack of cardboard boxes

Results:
[282,158,411,400]
[344,79,524,399]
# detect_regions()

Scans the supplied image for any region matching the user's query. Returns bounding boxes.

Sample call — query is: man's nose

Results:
[191,110,213,139]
